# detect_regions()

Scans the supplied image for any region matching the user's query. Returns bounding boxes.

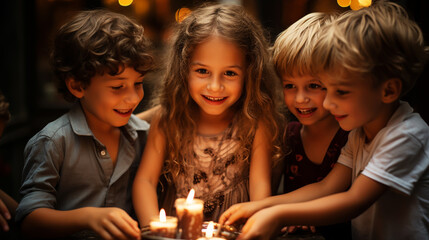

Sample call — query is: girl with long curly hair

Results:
[133,3,285,225]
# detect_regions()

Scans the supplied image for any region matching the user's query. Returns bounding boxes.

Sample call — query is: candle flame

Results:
[186,189,195,203]
[206,221,214,238]
[159,208,166,222]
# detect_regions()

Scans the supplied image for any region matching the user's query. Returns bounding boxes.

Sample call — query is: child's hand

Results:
[0,199,11,232]
[86,207,141,240]
[237,206,282,240]
[219,201,264,226]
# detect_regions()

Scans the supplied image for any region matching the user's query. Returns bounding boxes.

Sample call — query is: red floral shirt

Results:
[283,121,349,193]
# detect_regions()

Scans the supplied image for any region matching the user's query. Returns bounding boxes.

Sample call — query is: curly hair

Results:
[312,1,428,96]
[158,4,285,178]
[51,9,155,102]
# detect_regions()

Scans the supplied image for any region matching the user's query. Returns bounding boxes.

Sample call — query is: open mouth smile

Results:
[296,108,316,115]
[114,109,133,116]
[202,95,227,103]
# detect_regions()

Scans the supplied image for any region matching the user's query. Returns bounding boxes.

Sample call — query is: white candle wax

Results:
[175,190,204,239]
[150,209,178,238]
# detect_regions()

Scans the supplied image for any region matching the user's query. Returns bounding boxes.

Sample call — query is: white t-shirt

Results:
[338,101,429,240]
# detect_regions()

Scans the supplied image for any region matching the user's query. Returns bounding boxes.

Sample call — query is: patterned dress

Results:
[161,125,250,222]
[283,121,351,240]
[283,121,349,193]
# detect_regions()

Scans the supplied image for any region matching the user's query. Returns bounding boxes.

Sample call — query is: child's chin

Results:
[338,124,353,131]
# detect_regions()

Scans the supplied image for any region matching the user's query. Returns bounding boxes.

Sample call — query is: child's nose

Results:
[207,76,224,92]
[125,88,143,104]
[295,90,309,103]
[323,94,334,110]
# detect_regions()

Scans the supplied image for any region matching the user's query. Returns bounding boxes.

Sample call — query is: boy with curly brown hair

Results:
[16,10,154,239]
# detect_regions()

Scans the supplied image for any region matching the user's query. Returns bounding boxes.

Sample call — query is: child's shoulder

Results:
[350,102,429,145]
[28,104,84,144]
[386,102,428,138]
[34,112,72,140]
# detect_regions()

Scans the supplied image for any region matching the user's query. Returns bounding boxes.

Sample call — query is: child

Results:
[272,12,351,239]
[16,10,154,239]
[219,2,429,240]
[0,91,19,238]
[132,4,284,225]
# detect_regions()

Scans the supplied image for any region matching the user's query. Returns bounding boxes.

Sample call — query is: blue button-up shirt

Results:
[16,104,149,222]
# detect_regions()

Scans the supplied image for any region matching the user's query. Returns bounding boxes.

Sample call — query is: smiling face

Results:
[78,67,144,132]
[188,35,246,119]
[282,74,333,126]
[320,72,386,134]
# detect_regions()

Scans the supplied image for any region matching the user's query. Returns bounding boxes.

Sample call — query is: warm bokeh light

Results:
[103,0,117,5]
[118,0,133,7]
[350,0,363,10]
[134,0,150,16]
[337,0,351,8]
[359,0,372,7]
[175,7,191,23]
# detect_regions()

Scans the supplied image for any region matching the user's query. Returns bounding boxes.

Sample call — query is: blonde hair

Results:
[312,1,428,96]
[158,4,284,178]
[272,12,337,78]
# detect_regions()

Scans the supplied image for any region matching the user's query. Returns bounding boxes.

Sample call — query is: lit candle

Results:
[149,208,178,238]
[175,189,204,239]
[198,221,226,240]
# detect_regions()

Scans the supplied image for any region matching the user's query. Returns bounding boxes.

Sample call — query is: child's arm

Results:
[237,174,387,239]
[219,163,352,225]
[132,114,166,226]
[20,207,140,239]
[249,122,272,201]
[0,189,17,232]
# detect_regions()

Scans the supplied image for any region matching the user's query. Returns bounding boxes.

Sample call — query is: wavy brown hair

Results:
[158,4,285,178]
[51,9,155,102]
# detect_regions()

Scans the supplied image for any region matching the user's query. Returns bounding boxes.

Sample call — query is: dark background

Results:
[1,0,428,203]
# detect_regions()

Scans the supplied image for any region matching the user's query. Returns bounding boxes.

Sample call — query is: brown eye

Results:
[225,71,237,76]
[284,84,294,89]
[196,69,208,74]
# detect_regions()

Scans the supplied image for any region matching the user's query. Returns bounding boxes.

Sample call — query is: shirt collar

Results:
[69,103,150,140]
[386,101,414,127]
[69,103,93,137]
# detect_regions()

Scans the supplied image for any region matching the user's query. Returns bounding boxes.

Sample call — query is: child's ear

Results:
[65,78,84,99]
[381,78,402,103]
